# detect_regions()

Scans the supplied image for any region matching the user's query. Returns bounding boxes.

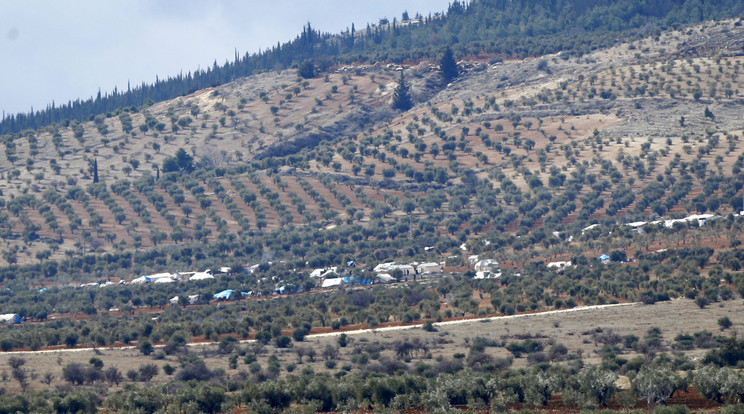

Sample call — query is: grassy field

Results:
[2,297,739,395]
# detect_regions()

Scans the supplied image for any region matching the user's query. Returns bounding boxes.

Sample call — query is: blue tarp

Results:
[213,289,234,300]
[598,254,610,261]
[343,276,372,285]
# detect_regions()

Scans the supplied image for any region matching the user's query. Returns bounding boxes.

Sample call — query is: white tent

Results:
[376,273,395,283]
[147,272,175,281]
[321,278,344,288]
[389,264,414,276]
[0,314,20,324]
[474,259,499,273]
[547,261,572,272]
[417,262,442,274]
[374,262,395,272]
[189,272,214,281]
[154,277,175,284]
[130,276,151,284]
[474,271,501,280]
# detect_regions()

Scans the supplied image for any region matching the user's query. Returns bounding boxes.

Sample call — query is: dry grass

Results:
[2,297,738,393]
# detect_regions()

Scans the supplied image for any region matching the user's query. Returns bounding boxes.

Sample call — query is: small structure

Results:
[389,264,415,276]
[213,289,234,300]
[474,259,500,273]
[547,261,572,273]
[0,314,20,324]
[417,262,442,274]
[309,268,326,278]
[147,272,177,282]
[321,278,344,288]
[598,254,610,264]
[154,277,175,284]
[468,255,480,266]
[343,276,373,285]
[374,262,396,273]
[474,271,501,280]
[189,271,214,281]
[130,276,151,284]
[376,273,395,283]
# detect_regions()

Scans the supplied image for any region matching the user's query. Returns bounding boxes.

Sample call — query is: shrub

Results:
[53,391,98,414]
[62,363,88,386]
[177,360,215,382]
[718,316,733,330]
[338,333,348,347]
[163,364,175,375]
[275,336,292,348]
[422,320,437,332]
[219,336,238,354]
[292,327,309,342]
[138,364,159,382]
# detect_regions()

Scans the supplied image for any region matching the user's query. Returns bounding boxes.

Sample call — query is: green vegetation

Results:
[4,0,744,134]
[1,1,744,412]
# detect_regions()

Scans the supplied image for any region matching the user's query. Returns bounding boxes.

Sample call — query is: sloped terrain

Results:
[0,20,744,272]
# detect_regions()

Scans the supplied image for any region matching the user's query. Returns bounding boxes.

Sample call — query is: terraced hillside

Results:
[1,19,744,273]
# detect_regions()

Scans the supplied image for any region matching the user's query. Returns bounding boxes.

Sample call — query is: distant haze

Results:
[0,0,452,117]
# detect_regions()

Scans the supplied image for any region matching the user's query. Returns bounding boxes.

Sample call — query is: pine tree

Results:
[93,159,99,183]
[440,47,458,83]
[392,71,413,111]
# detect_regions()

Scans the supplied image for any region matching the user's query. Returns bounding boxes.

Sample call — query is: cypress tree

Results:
[392,71,413,111]
[93,159,99,183]
[440,47,458,83]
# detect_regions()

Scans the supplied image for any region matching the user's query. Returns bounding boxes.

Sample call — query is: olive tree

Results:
[632,365,682,409]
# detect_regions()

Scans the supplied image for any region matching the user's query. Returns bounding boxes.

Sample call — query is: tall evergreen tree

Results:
[440,47,458,83]
[93,159,99,183]
[392,71,413,111]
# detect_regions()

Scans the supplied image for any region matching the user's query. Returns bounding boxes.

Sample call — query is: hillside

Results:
[0,19,742,276]
[5,6,744,414]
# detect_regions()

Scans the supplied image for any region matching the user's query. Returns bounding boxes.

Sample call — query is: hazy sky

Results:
[0,0,452,117]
